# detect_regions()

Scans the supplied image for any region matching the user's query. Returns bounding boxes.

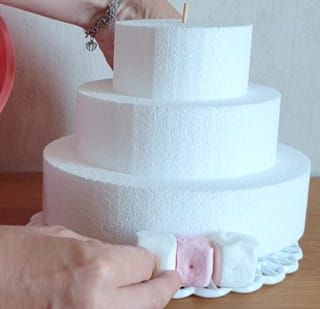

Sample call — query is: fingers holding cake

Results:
[0,225,180,308]
[28,225,161,285]
[117,271,181,309]
[72,240,181,308]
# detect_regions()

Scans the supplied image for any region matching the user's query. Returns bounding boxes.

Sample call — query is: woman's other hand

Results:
[0,225,181,308]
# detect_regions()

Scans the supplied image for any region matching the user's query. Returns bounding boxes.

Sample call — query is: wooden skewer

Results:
[182,2,189,23]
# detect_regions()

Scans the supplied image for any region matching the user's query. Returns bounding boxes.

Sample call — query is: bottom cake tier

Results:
[43,136,311,257]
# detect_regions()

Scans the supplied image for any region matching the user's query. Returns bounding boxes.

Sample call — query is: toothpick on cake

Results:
[182,3,189,23]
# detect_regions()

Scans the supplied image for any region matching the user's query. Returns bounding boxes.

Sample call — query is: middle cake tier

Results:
[76,80,281,179]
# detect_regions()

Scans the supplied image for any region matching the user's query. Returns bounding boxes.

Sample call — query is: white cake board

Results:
[28,212,303,299]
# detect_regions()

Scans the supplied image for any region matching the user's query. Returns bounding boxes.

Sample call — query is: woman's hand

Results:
[93,0,181,67]
[0,225,181,308]
[0,0,180,67]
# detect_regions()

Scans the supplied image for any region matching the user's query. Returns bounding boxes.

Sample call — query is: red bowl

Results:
[0,16,15,114]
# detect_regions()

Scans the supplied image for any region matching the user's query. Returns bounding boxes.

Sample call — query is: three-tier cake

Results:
[43,20,311,267]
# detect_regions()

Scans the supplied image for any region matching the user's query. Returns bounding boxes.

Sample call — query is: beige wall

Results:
[0,0,319,175]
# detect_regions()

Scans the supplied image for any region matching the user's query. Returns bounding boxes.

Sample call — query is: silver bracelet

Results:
[85,0,124,51]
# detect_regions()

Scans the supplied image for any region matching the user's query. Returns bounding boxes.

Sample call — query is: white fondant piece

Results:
[207,232,259,288]
[136,231,177,272]
[113,20,252,101]
[76,80,280,179]
[43,136,310,257]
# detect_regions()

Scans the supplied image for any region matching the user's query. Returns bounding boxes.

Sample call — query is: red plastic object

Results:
[0,16,15,114]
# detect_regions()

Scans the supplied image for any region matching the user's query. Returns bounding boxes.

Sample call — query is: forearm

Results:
[0,0,108,28]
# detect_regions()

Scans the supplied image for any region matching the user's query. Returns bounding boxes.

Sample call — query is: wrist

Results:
[79,0,111,29]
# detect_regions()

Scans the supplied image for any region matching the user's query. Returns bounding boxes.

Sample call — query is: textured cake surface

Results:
[76,80,280,179]
[43,136,310,257]
[114,20,252,101]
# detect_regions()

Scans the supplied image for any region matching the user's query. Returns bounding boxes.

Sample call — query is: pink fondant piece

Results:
[176,236,214,288]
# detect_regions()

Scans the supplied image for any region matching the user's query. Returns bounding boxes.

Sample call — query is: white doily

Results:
[28,213,303,299]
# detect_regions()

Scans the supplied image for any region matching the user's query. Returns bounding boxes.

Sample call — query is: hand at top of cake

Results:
[0,225,181,308]
[0,0,180,68]
[94,0,181,67]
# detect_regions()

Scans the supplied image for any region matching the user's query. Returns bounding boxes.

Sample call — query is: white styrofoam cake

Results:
[43,20,311,260]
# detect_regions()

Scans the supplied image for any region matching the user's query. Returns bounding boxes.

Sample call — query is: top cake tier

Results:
[113,20,252,101]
